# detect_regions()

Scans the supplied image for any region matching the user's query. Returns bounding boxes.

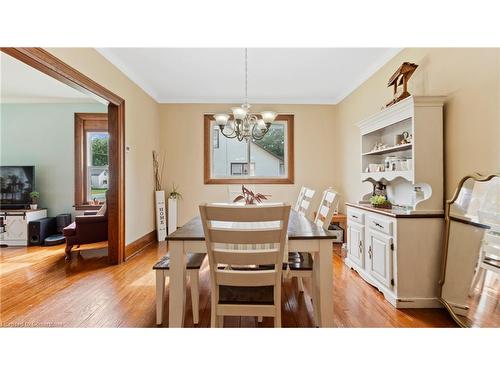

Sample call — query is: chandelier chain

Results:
[244,48,248,105]
[213,47,276,142]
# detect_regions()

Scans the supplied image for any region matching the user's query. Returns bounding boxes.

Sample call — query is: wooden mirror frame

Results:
[438,172,500,327]
[0,48,126,264]
[204,114,294,184]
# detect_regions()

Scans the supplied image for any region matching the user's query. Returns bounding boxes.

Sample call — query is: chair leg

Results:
[155,270,166,325]
[189,270,200,325]
[478,268,487,294]
[218,316,224,328]
[275,288,282,328]
[274,307,281,328]
[65,244,73,261]
[211,296,217,328]
[297,277,305,293]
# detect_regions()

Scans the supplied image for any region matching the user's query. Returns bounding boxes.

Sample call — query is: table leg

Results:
[168,241,186,327]
[155,269,165,325]
[315,239,334,327]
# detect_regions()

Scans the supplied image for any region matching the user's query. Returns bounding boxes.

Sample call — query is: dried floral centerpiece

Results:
[233,185,270,205]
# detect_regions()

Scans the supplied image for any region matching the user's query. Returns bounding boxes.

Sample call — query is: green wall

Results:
[0,102,107,216]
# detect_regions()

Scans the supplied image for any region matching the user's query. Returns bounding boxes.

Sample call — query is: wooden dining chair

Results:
[199,203,291,328]
[296,187,316,217]
[469,231,500,296]
[291,188,339,293]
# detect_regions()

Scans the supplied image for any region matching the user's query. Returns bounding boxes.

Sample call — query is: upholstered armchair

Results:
[63,203,108,260]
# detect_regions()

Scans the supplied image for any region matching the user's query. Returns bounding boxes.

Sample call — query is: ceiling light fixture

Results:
[213,48,277,142]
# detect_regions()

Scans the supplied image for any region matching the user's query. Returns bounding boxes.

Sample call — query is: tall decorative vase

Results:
[168,197,178,235]
[155,190,167,242]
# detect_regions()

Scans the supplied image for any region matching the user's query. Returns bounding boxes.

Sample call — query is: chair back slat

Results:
[314,188,340,230]
[294,187,307,211]
[209,228,283,245]
[213,248,280,265]
[296,187,315,217]
[216,270,277,287]
[204,204,287,222]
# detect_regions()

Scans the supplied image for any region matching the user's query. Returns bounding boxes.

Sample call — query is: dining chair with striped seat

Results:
[199,203,291,328]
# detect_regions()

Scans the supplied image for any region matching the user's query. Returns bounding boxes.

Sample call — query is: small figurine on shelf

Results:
[371,141,389,152]
[373,181,387,198]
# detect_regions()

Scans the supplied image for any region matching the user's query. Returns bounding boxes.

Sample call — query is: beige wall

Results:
[47,48,161,244]
[159,104,336,225]
[335,48,500,210]
[44,48,500,240]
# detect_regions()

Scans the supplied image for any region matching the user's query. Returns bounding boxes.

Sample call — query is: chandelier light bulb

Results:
[214,113,230,126]
[261,111,277,125]
[231,107,247,121]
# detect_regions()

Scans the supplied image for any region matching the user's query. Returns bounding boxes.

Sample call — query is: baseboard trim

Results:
[125,230,157,260]
[395,298,443,309]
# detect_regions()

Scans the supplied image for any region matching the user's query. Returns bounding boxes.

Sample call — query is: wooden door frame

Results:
[1,48,126,264]
[74,113,109,210]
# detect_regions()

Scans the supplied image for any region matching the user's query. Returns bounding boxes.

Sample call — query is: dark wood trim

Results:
[125,230,157,260]
[204,114,295,184]
[74,113,108,207]
[107,103,126,264]
[0,48,123,106]
[74,204,103,211]
[1,48,126,264]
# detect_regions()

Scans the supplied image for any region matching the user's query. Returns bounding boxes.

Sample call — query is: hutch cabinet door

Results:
[367,229,393,288]
[348,222,365,268]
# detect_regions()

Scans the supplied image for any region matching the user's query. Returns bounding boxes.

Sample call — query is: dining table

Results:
[163,208,336,327]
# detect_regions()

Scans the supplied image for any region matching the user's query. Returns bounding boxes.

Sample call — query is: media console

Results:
[0,209,47,246]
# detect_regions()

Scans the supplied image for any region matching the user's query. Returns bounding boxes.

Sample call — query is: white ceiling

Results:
[0,52,96,103]
[97,48,401,104]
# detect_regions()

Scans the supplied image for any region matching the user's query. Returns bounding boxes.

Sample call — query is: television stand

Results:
[0,209,47,246]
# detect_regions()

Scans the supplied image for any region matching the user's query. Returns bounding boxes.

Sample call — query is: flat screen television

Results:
[0,166,35,209]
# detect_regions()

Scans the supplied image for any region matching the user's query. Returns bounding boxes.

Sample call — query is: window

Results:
[74,113,108,209]
[87,131,109,203]
[230,162,255,176]
[204,114,294,184]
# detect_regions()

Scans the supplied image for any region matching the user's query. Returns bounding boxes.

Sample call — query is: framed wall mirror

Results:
[440,173,500,327]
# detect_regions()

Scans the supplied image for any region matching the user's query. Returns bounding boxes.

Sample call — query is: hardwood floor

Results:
[0,241,457,328]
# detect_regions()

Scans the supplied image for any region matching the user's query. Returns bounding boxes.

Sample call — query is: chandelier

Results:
[213,48,277,142]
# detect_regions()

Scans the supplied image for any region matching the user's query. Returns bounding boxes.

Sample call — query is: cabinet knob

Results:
[368,246,372,259]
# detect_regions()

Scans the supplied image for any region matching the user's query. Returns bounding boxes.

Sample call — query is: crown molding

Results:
[97,48,402,105]
[96,48,161,102]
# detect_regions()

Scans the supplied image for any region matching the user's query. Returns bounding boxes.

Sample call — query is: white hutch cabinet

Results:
[345,96,446,308]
